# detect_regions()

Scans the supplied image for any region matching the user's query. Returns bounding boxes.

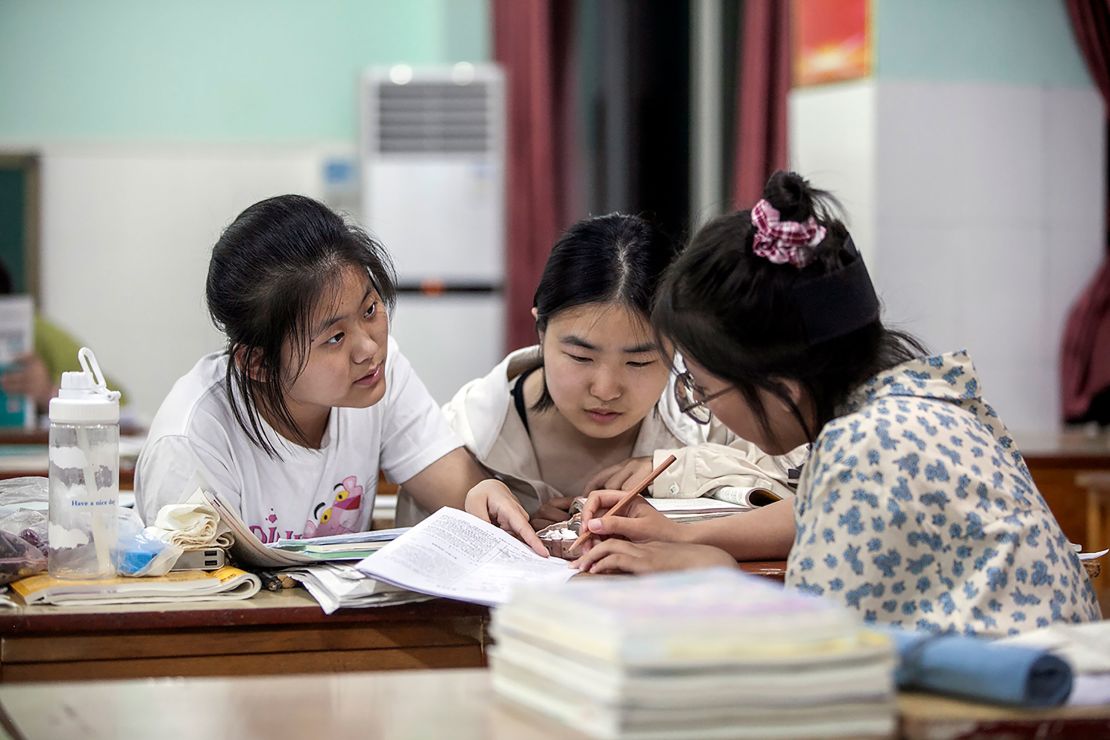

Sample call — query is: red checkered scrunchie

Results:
[750,199,827,268]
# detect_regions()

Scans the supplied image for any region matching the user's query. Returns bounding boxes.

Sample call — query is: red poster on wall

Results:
[792,0,872,87]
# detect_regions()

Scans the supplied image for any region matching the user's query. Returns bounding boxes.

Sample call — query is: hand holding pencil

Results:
[566,454,677,557]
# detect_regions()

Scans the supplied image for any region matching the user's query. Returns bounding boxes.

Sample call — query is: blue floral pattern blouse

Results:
[787,351,1100,636]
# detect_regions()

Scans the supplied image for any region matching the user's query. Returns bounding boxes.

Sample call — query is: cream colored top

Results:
[397,347,807,525]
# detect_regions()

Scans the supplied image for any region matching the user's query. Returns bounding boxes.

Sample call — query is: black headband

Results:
[791,236,880,345]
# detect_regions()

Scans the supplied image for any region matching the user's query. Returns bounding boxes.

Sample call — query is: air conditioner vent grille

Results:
[376,82,491,154]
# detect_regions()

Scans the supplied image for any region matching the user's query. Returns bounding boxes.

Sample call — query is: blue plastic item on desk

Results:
[885,627,1072,707]
[114,544,158,575]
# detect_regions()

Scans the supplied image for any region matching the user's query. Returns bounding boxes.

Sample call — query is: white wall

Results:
[34,144,341,420]
[875,82,1105,432]
[788,81,878,273]
[790,81,1106,434]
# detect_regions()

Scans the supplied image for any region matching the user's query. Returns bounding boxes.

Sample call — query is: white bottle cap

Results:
[48,347,121,425]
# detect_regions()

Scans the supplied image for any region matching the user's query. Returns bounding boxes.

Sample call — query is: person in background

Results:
[396,213,806,530]
[134,195,544,552]
[574,171,1100,636]
[0,260,127,412]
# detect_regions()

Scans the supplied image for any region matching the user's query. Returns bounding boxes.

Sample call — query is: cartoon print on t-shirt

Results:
[303,475,364,537]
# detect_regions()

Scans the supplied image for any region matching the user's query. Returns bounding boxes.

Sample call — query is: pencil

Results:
[566,454,677,557]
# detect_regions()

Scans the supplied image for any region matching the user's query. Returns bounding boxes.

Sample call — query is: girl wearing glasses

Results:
[396,213,805,530]
[574,172,1099,635]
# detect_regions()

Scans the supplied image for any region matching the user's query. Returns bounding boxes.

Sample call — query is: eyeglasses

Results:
[674,370,732,424]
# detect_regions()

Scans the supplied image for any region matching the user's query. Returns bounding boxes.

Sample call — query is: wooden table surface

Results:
[0,590,490,683]
[1015,428,1110,470]
[1,562,787,684]
[1,667,1106,740]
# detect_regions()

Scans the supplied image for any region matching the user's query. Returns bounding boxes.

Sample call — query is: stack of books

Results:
[490,568,895,739]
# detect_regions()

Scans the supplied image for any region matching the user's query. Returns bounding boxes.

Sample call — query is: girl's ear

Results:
[779,378,805,406]
[771,377,816,431]
[233,346,267,383]
[532,307,544,344]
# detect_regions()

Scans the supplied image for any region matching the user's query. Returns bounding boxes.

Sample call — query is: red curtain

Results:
[731,0,792,208]
[1060,0,1110,423]
[493,0,572,352]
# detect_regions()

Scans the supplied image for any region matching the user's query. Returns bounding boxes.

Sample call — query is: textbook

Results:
[705,484,783,508]
[490,568,896,739]
[494,568,869,668]
[356,507,576,606]
[646,496,750,522]
[11,565,261,606]
[203,490,407,568]
[604,488,782,524]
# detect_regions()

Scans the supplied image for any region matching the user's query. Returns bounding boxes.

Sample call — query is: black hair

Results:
[206,194,397,457]
[653,171,926,447]
[531,213,677,411]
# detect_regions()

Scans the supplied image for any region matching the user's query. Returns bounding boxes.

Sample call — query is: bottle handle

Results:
[77,347,121,402]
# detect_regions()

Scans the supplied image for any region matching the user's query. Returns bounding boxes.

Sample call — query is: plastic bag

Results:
[0,478,50,583]
[114,508,184,577]
[0,476,48,508]
[0,508,48,552]
[0,529,47,584]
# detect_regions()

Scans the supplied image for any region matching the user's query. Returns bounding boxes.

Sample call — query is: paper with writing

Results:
[356,507,576,606]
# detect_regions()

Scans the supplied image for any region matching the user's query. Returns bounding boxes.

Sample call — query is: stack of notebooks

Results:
[490,568,895,739]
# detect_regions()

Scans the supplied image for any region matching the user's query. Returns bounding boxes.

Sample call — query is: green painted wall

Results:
[0,0,490,142]
[875,0,1092,87]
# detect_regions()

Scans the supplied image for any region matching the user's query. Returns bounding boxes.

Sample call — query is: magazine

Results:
[12,565,260,605]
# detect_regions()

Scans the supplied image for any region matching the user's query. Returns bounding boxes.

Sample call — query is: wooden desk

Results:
[0,425,145,445]
[1,668,1106,740]
[0,561,786,684]
[0,589,489,683]
[738,560,787,581]
[1017,429,1110,546]
[898,691,1110,739]
[0,428,141,487]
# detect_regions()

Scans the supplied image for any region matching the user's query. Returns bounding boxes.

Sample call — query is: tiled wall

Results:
[789,0,1105,435]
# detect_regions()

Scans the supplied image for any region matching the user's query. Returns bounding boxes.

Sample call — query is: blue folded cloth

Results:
[884,627,1072,707]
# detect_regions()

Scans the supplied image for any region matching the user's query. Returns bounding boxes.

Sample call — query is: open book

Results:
[203,490,407,568]
[646,496,750,522]
[356,507,576,606]
[621,488,782,523]
[12,565,260,606]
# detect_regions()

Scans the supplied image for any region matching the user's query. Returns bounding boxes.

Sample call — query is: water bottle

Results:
[47,347,121,579]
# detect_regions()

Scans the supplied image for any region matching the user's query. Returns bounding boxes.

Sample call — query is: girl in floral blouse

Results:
[573,171,1100,636]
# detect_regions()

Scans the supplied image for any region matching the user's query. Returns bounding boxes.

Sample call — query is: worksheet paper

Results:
[355,507,576,606]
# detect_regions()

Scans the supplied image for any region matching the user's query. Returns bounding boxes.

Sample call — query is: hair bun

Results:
[762,170,814,222]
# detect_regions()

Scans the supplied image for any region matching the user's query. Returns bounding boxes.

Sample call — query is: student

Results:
[396,213,805,530]
[574,172,1100,636]
[134,195,544,553]
[0,260,127,412]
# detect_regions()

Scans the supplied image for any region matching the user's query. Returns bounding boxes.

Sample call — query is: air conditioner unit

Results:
[360,64,506,403]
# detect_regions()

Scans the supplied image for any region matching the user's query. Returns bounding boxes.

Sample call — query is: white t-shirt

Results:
[134,337,461,543]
